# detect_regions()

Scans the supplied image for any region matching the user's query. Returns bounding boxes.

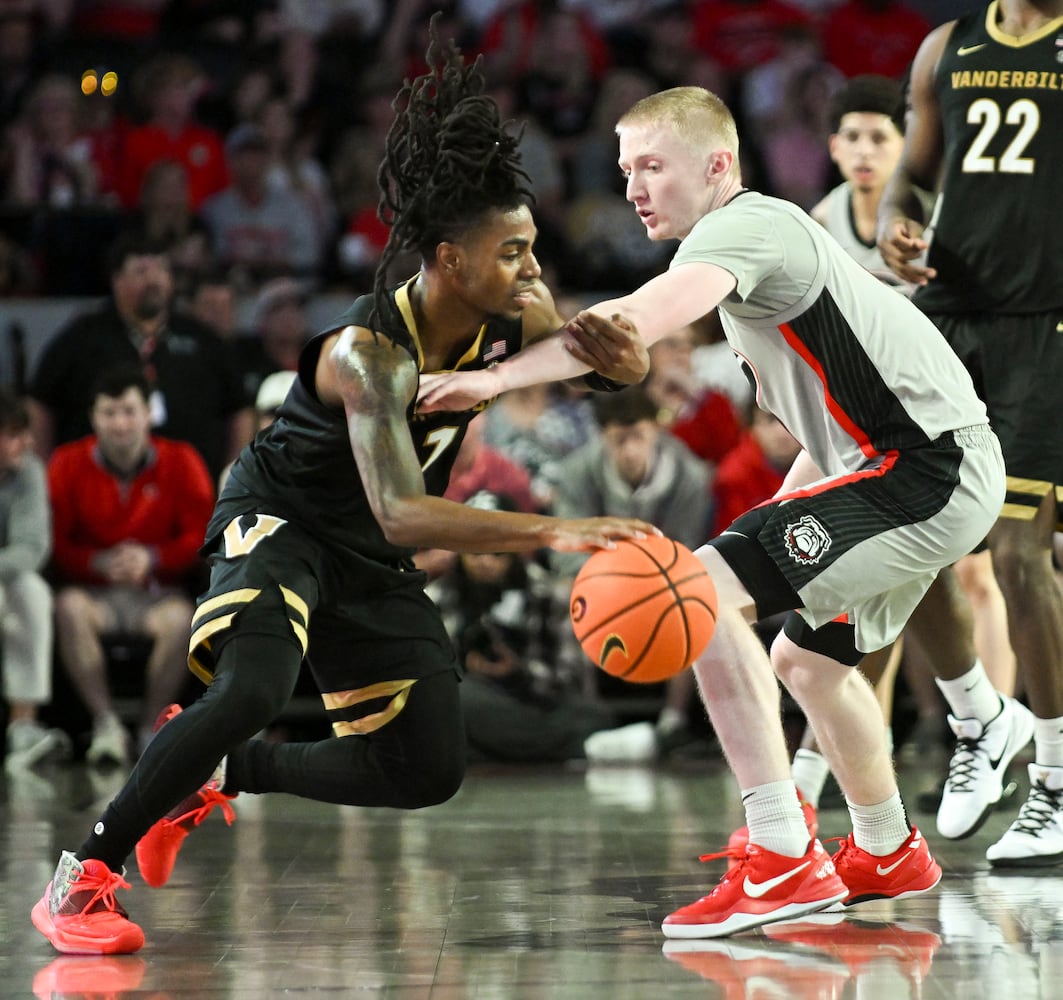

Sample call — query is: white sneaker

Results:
[583,721,658,764]
[986,764,1063,868]
[937,696,1034,840]
[4,719,73,772]
[86,714,131,767]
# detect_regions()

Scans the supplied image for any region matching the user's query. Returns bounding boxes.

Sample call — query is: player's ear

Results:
[828,132,841,164]
[707,149,732,182]
[436,242,462,275]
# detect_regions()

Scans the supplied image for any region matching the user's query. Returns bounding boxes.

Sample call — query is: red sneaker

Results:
[135,704,236,888]
[828,827,942,907]
[727,790,819,864]
[766,914,942,985]
[662,839,848,939]
[31,852,145,955]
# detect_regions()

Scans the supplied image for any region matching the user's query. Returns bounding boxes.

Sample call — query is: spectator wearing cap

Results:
[200,123,324,285]
[232,276,313,406]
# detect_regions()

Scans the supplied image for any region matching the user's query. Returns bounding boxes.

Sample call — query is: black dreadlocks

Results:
[372,17,533,326]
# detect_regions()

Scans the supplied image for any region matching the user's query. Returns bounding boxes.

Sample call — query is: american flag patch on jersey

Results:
[483,340,507,363]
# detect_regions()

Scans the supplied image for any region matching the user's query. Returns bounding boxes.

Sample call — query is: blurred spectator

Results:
[483,382,596,510]
[124,158,214,297]
[690,0,812,76]
[201,122,323,284]
[0,387,69,773]
[0,5,44,127]
[329,79,398,284]
[232,276,313,405]
[47,365,214,764]
[427,490,621,764]
[72,0,167,41]
[117,53,229,211]
[550,386,713,758]
[27,232,254,481]
[644,325,743,466]
[508,5,609,145]
[258,94,336,254]
[1,73,100,206]
[637,3,706,90]
[822,0,931,80]
[183,268,238,340]
[757,61,839,209]
[711,405,802,537]
[477,0,610,84]
[742,23,839,143]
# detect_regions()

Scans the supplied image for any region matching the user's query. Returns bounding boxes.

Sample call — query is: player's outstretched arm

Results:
[327,325,658,554]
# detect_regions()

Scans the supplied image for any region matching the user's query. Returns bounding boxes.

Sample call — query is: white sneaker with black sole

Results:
[987,764,1063,868]
[937,695,1035,840]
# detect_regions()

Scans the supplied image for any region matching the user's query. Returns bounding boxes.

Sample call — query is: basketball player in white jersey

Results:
[419,86,1005,939]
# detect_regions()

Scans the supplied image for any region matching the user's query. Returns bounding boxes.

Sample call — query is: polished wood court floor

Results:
[4,750,1062,999]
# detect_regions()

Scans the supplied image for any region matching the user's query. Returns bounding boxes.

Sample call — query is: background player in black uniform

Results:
[30,26,658,956]
[879,0,1063,864]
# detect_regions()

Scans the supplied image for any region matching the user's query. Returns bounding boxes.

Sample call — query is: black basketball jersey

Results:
[913,3,1063,314]
[206,277,524,563]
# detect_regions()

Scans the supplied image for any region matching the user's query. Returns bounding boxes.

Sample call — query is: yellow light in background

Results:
[101,71,118,96]
[81,69,98,95]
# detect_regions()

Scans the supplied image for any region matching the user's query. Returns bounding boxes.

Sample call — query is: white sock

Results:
[742,779,809,858]
[935,661,1001,724]
[847,791,910,856]
[1034,716,1063,768]
[790,749,830,809]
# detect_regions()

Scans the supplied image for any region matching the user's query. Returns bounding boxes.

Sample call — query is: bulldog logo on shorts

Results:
[784,514,832,564]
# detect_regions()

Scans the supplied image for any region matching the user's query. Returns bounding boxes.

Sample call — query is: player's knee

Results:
[402,750,465,808]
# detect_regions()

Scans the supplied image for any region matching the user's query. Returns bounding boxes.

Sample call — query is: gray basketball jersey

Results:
[818,182,935,295]
[671,192,989,479]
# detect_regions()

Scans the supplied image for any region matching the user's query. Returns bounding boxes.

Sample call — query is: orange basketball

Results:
[569,536,718,684]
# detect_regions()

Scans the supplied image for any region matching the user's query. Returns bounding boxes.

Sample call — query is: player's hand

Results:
[546,517,661,553]
[417,368,502,413]
[877,217,937,286]
[564,311,650,385]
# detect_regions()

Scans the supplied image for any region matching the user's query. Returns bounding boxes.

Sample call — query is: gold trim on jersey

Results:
[985,1,1063,47]
[186,586,310,684]
[323,679,417,736]
[396,276,487,374]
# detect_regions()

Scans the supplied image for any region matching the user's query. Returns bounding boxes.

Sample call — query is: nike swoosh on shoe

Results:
[743,860,812,898]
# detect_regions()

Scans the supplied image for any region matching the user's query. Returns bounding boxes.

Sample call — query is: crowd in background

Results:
[0,0,966,774]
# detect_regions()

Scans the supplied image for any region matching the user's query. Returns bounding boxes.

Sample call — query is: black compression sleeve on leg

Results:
[77,630,303,870]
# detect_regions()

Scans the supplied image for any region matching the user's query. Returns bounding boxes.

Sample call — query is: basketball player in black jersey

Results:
[30,26,658,956]
[879,0,1063,864]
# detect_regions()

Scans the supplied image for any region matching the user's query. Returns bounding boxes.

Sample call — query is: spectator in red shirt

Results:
[690,0,812,75]
[712,406,802,537]
[117,53,229,211]
[822,0,931,80]
[47,366,215,767]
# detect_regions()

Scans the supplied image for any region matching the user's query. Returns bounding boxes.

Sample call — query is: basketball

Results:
[569,536,718,684]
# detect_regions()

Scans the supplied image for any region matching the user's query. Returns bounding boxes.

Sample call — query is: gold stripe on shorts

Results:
[1000,476,1053,521]
[323,679,417,737]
